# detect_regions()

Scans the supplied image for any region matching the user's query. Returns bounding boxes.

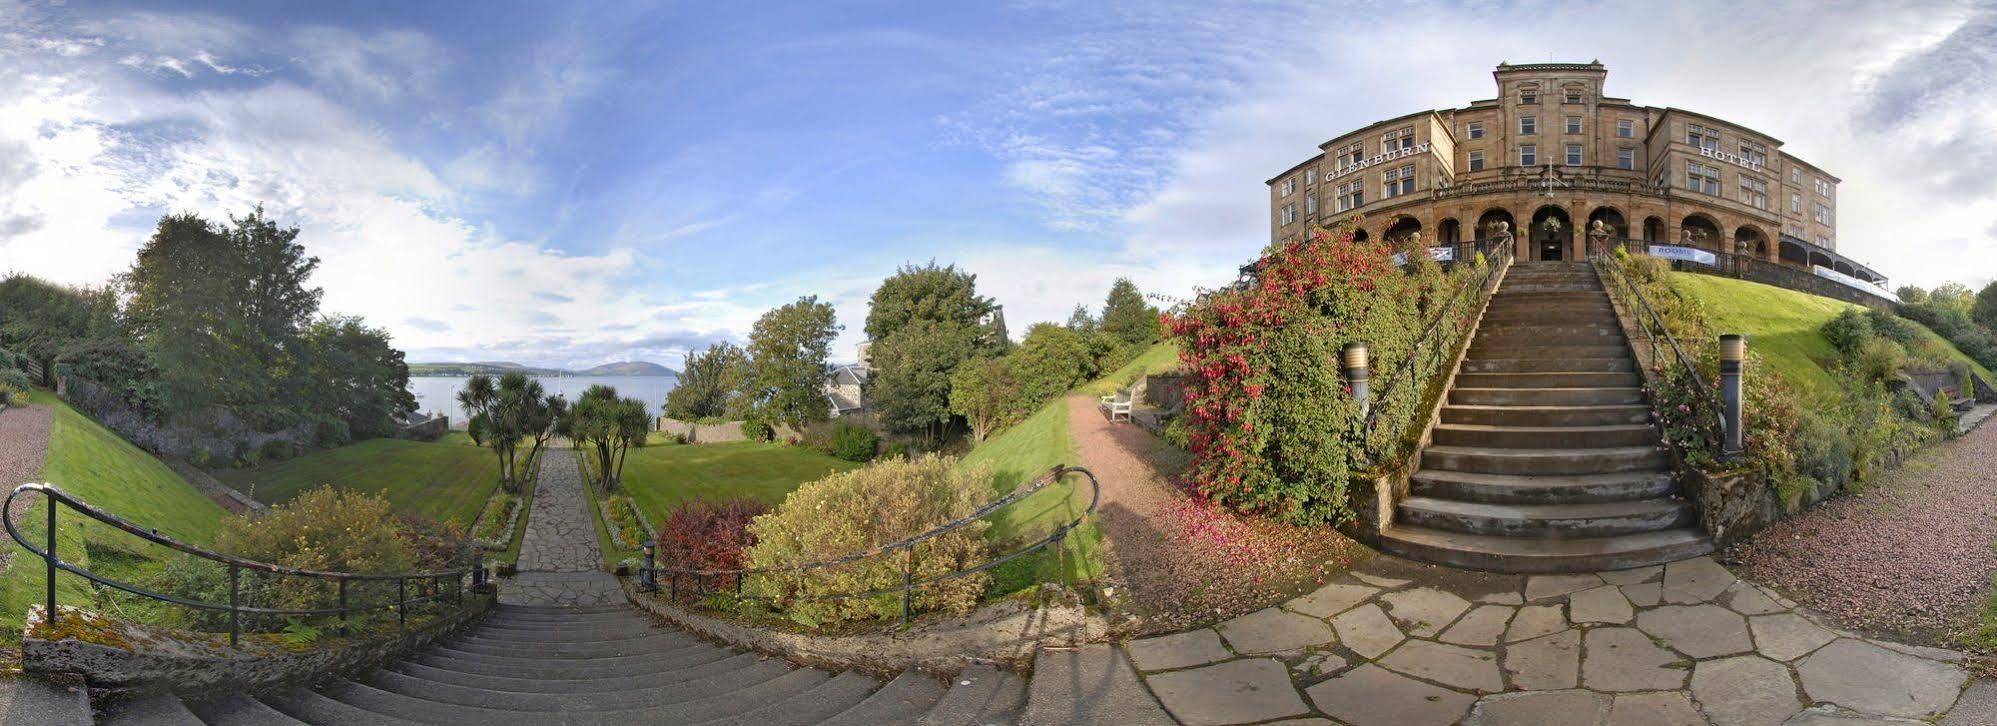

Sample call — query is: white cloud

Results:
[291,26,445,100]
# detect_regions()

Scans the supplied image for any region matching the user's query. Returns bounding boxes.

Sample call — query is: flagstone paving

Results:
[500,447,622,607]
[1116,553,1993,724]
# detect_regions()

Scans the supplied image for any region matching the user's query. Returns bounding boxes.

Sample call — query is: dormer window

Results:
[1564,89,1584,104]
[1518,83,1540,105]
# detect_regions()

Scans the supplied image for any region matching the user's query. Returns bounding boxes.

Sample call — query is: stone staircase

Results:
[90,602,1043,725]
[1380,262,1714,573]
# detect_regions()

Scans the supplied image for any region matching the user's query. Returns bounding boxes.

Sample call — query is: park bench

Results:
[1099,389,1133,423]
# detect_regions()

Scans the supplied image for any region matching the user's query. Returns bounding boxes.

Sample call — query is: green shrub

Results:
[187,446,212,468]
[745,455,993,626]
[827,421,879,462]
[1865,307,1925,346]
[260,438,296,462]
[1821,309,1874,354]
[0,383,26,407]
[1791,411,1853,503]
[740,418,774,443]
[1852,338,1907,386]
[317,419,352,448]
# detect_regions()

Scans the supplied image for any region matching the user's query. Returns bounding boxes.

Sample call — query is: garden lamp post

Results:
[1719,334,1745,459]
[1343,341,1370,420]
[640,540,657,593]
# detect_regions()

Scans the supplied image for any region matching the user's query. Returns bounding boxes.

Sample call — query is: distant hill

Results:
[410,360,677,377]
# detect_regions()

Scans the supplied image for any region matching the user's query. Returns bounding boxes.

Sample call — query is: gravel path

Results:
[0,403,55,574]
[503,448,622,608]
[1064,394,1362,634]
[1735,419,1997,648]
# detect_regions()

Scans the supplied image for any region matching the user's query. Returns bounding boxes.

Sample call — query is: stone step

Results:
[1380,523,1714,573]
[444,630,695,658]
[394,650,757,691]
[1479,307,1618,323]
[1409,469,1679,504]
[1471,328,1626,346]
[1441,404,1652,428]
[1497,282,1602,293]
[363,656,795,711]
[485,603,634,617]
[419,641,721,677]
[1491,290,1608,303]
[479,610,659,627]
[188,693,307,725]
[822,671,948,726]
[1450,387,1645,406]
[469,620,668,642]
[1466,343,1631,360]
[320,667,835,725]
[100,693,202,725]
[703,670,885,726]
[1421,445,1670,475]
[1460,358,1633,374]
[263,687,425,726]
[1454,371,1641,389]
[0,675,90,726]
[1397,496,1694,538]
[1021,644,1174,725]
[916,663,1028,726]
[1431,423,1657,449]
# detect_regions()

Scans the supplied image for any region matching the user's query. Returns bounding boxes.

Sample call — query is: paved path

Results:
[0,402,54,574]
[1118,552,1994,725]
[501,448,621,608]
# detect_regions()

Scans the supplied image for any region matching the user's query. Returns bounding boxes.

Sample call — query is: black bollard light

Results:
[1343,341,1370,420]
[1719,334,1745,459]
[640,540,658,593]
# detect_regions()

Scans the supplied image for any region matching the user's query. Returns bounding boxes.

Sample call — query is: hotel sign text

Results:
[1696,146,1765,174]
[1325,143,1432,182]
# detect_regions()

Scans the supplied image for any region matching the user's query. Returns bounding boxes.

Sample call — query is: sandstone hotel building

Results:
[1266,61,1886,286]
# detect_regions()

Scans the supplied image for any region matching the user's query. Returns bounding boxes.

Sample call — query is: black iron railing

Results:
[3,483,484,647]
[1360,236,1515,464]
[640,465,1099,627]
[1591,253,1726,451]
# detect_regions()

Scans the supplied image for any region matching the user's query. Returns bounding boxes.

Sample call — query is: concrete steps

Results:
[1385,262,1712,573]
[108,602,1041,725]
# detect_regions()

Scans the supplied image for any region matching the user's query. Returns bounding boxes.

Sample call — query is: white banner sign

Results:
[1811,265,1895,299]
[1648,244,1718,267]
[1430,246,1456,262]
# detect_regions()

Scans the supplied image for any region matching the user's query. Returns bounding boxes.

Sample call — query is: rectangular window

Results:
[1382,164,1416,198]
[1790,192,1802,213]
[1305,192,1317,215]
[1467,121,1484,139]
[1814,203,1833,225]
[1740,176,1768,209]
[1468,150,1484,172]
[1739,141,1768,166]
[1564,89,1584,104]
[1520,115,1537,135]
[1280,177,1295,196]
[1333,143,1363,171]
[1305,167,1316,186]
[1617,147,1635,170]
[1686,161,1721,195]
[1565,144,1582,166]
[1519,144,1537,166]
[1617,119,1634,138]
[1281,203,1296,224]
[1565,116,1582,134]
[1815,178,1833,197]
[1379,126,1415,154]
[1520,88,1538,104]
[1686,122,1720,151]
[1336,181,1364,212]
[1791,166,1802,184]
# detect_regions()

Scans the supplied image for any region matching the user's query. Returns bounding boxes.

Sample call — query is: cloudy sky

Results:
[1,0,1993,369]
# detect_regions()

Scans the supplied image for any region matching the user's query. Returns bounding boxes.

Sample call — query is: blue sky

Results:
[2,0,1994,368]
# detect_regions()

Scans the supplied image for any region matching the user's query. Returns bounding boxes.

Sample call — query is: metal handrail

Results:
[1362,237,1515,446]
[641,465,1100,626]
[3,483,484,647]
[1591,254,1727,446]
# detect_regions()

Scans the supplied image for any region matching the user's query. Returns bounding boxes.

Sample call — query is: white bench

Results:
[1099,389,1133,423]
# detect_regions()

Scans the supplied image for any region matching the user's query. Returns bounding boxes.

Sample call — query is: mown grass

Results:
[1079,341,1181,396]
[215,437,500,526]
[959,398,1104,596]
[616,441,860,527]
[0,394,229,643]
[1668,273,1996,397]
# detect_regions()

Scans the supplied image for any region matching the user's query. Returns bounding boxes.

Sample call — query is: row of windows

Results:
[1515,85,1589,105]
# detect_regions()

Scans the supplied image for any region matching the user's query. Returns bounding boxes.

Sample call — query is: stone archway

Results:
[1438,218,1462,245]
[1531,205,1573,262]
[1350,228,1370,244]
[1643,216,1666,243]
[1587,206,1629,257]
[1476,207,1516,258]
[1680,214,1721,250]
[1733,225,1768,260]
[1385,216,1423,249]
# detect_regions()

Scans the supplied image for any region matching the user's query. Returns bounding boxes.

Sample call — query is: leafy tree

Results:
[863,262,999,343]
[869,320,977,441]
[949,356,1024,441]
[0,274,121,384]
[741,297,841,429]
[459,374,557,492]
[1973,280,1997,333]
[1099,277,1159,345]
[568,385,650,490]
[456,374,497,444]
[1895,285,1928,305]
[1010,323,1095,405]
[1065,304,1097,335]
[663,342,749,420]
[1929,282,1976,313]
[298,316,417,440]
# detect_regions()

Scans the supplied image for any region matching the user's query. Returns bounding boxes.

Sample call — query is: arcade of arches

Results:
[1369,196,1780,265]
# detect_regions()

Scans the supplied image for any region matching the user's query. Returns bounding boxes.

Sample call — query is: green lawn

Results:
[617,441,861,528]
[959,398,1104,594]
[215,437,499,526]
[1669,273,1996,396]
[1,394,229,642]
[1080,341,1180,396]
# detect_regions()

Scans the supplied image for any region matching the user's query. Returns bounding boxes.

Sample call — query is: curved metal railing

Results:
[1591,253,1727,451]
[1360,236,1515,464]
[639,464,1100,626]
[3,483,484,647]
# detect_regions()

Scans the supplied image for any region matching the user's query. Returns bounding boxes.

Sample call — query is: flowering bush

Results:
[1164,219,1473,525]
[656,498,767,592]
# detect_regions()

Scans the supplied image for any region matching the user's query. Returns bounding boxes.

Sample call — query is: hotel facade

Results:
[1266,61,1884,285]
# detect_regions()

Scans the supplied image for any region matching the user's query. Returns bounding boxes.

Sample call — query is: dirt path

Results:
[1735,419,1997,649]
[0,402,55,573]
[1064,394,1361,634]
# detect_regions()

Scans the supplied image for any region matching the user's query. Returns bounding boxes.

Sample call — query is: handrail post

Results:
[44,498,55,629]
[397,577,406,630]
[338,578,349,637]
[639,540,657,593]
[227,563,239,648]
[1720,334,1746,459]
[900,544,915,628]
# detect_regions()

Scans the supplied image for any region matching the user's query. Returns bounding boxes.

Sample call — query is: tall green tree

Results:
[1065,304,1097,335]
[0,274,121,384]
[864,263,1005,437]
[568,385,648,490]
[863,262,1000,342]
[1973,280,1997,333]
[460,373,560,492]
[299,316,417,440]
[949,356,1025,442]
[1930,282,1976,313]
[741,296,841,429]
[1896,286,1929,305]
[1099,277,1160,345]
[1010,322,1096,404]
[663,342,749,420]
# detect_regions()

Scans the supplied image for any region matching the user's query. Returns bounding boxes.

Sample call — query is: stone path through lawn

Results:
[501,447,621,608]
[0,402,54,575]
[1118,552,1996,725]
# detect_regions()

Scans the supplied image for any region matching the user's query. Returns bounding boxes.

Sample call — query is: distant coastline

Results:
[409,360,678,377]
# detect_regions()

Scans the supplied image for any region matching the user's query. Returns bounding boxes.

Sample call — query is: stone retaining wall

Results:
[654,417,800,443]
[24,593,494,698]
[619,578,1107,675]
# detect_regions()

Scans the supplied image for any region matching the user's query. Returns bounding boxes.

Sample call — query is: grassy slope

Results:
[1,395,228,641]
[1669,273,1997,396]
[959,392,1104,594]
[1079,341,1181,396]
[617,441,861,527]
[215,437,498,526]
